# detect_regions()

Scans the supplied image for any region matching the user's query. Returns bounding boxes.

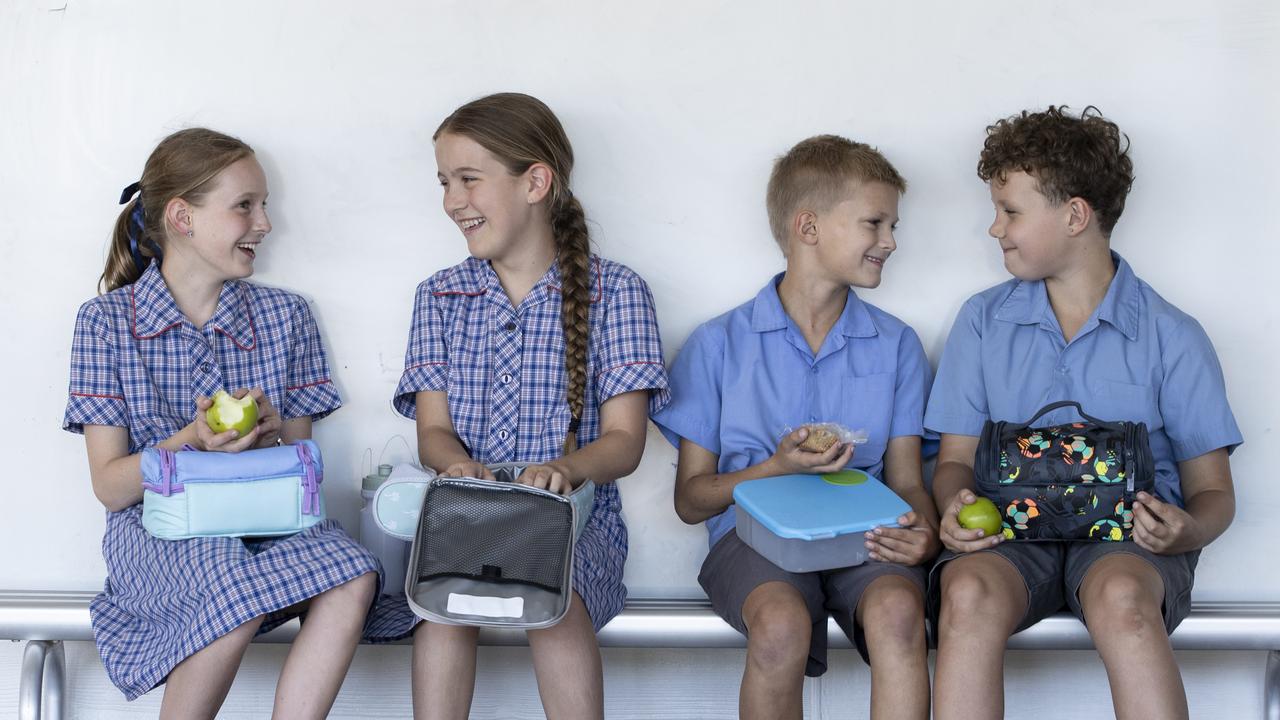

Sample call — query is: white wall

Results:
[1,0,1276,716]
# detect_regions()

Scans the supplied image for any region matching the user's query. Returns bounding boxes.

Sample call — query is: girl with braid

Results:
[366,93,670,719]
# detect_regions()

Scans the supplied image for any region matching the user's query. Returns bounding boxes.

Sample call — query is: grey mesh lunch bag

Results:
[404,462,595,629]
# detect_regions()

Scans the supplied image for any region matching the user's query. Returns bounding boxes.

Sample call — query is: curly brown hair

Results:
[977,106,1134,236]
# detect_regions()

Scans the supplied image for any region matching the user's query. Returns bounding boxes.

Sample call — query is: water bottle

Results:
[360,463,409,594]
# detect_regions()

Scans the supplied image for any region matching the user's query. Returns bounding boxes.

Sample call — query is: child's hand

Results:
[240,388,283,448]
[865,511,940,566]
[768,427,854,476]
[442,461,495,481]
[193,395,260,453]
[1133,491,1203,555]
[517,462,576,495]
[939,489,1003,554]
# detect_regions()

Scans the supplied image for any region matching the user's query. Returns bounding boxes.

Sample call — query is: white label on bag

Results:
[446,593,525,618]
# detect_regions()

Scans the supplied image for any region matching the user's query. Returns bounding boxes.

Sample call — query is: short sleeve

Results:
[594,273,670,414]
[888,326,930,439]
[924,297,989,437]
[1158,317,1243,460]
[63,301,128,433]
[650,323,724,455]
[283,298,343,421]
[392,281,450,419]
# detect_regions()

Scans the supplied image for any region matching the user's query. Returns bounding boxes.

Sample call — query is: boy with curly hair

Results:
[926,106,1241,720]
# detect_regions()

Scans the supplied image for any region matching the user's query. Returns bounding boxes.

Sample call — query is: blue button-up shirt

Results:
[652,274,931,547]
[925,253,1242,507]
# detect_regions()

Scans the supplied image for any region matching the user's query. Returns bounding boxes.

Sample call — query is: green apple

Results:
[207,390,258,436]
[957,496,1002,536]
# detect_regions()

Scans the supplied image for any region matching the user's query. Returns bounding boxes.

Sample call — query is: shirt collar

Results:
[129,262,184,339]
[431,256,603,306]
[749,273,877,338]
[129,262,256,350]
[993,251,1140,341]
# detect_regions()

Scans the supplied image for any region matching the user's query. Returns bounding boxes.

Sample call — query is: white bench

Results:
[4,590,1279,719]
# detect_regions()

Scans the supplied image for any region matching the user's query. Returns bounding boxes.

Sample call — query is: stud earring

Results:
[186,230,193,237]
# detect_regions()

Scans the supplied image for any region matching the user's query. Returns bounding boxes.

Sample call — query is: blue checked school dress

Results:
[363,255,669,640]
[63,263,381,700]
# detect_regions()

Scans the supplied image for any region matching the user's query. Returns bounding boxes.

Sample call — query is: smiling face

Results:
[176,156,271,282]
[434,132,543,263]
[813,180,901,289]
[988,170,1074,281]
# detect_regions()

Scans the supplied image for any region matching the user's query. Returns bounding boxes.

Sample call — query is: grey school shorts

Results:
[927,541,1200,636]
[699,530,928,676]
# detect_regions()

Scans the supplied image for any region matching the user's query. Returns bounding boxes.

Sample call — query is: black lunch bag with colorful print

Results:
[974,401,1154,542]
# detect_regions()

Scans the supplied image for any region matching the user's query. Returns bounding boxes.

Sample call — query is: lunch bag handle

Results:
[1016,400,1124,432]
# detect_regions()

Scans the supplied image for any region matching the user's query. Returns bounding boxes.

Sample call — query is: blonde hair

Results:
[765,135,906,249]
[435,93,592,452]
[101,128,254,293]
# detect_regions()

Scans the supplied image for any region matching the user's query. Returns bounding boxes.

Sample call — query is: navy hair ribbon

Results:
[118,181,149,272]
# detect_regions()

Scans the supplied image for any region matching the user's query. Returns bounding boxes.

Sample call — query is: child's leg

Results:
[1069,545,1198,720]
[740,581,813,720]
[412,620,481,720]
[273,571,378,719]
[527,591,604,720]
[848,573,929,720]
[932,551,1039,720]
[159,614,265,720]
[698,532,827,720]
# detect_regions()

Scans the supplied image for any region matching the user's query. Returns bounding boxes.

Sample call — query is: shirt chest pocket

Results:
[1087,380,1159,430]
[819,371,894,456]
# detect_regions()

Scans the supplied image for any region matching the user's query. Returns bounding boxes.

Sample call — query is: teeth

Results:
[460,218,485,230]
[237,244,255,251]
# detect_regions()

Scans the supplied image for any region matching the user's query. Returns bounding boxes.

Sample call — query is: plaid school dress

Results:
[363,255,669,640]
[63,263,381,700]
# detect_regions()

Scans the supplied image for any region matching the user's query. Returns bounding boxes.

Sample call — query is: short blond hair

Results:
[766,135,906,248]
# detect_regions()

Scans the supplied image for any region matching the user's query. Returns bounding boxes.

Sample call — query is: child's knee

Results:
[939,563,1021,628]
[743,594,813,670]
[1079,571,1163,635]
[859,577,925,645]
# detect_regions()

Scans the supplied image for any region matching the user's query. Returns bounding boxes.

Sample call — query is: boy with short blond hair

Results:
[927,106,1241,720]
[653,134,938,720]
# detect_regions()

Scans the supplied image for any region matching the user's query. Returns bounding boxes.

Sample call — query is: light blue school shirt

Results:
[652,274,931,548]
[924,253,1242,508]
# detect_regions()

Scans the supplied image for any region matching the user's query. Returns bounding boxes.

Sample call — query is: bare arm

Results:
[932,433,1004,553]
[863,435,941,565]
[881,435,938,530]
[518,390,653,494]
[84,389,295,513]
[673,427,854,525]
[415,389,655,492]
[414,389,492,479]
[1133,448,1234,555]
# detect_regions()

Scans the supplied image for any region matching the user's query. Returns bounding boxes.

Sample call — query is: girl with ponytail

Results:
[65,128,379,715]
[371,93,670,718]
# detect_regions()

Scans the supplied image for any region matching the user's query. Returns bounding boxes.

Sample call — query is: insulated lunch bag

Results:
[974,401,1153,541]
[404,462,595,629]
[141,440,326,540]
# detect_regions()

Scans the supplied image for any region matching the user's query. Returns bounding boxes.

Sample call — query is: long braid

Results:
[433,93,592,455]
[551,192,592,454]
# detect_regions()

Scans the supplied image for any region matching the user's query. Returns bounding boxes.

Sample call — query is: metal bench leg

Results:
[19,640,65,720]
[1267,650,1279,720]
